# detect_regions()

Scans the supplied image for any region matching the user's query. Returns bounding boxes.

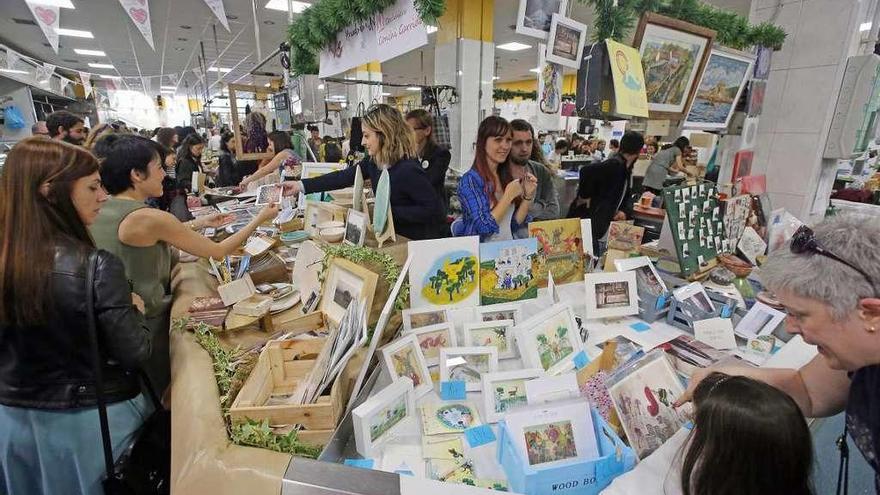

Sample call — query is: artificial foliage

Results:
[287,0,447,75]
[493,89,577,102]
[319,243,409,310]
[581,0,786,50]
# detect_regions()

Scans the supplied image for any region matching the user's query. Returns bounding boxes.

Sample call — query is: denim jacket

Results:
[452,168,528,241]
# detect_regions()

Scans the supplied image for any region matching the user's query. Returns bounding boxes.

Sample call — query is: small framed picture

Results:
[545,14,588,69]
[504,399,600,469]
[401,307,450,333]
[439,346,499,392]
[380,334,433,398]
[673,282,715,314]
[584,271,639,319]
[255,183,282,206]
[405,322,457,367]
[475,302,523,325]
[463,319,517,359]
[515,0,569,40]
[613,256,667,297]
[352,377,415,457]
[516,304,583,375]
[319,258,379,327]
[481,368,544,423]
[420,400,482,436]
[343,208,367,247]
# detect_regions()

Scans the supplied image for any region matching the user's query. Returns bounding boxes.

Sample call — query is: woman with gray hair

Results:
[676,214,880,490]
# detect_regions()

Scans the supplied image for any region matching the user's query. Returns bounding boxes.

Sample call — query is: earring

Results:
[869,326,877,333]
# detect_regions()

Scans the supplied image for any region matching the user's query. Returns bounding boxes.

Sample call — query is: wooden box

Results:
[229,317,349,446]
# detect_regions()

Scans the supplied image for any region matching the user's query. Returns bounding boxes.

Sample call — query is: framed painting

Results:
[404,322,457,367]
[380,334,434,398]
[227,83,274,161]
[732,150,754,180]
[319,258,378,327]
[475,302,523,325]
[401,307,450,333]
[481,368,544,423]
[479,238,539,305]
[516,304,583,375]
[352,377,415,457]
[684,48,755,130]
[408,236,480,309]
[463,319,517,359]
[633,13,716,120]
[439,346,499,392]
[504,399,600,469]
[584,271,639,319]
[528,218,585,288]
[516,0,568,40]
[545,14,588,70]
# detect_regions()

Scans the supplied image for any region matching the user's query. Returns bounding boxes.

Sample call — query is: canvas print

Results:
[516,0,567,39]
[636,17,713,116]
[479,238,538,305]
[464,320,516,359]
[607,222,645,251]
[409,237,480,309]
[421,401,482,435]
[523,421,579,466]
[440,347,498,391]
[529,218,585,287]
[608,352,685,459]
[607,39,649,118]
[409,323,456,366]
[546,14,587,70]
[369,394,408,442]
[685,49,754,130]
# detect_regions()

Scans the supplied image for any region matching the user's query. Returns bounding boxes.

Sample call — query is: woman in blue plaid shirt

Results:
[452,116,537,241]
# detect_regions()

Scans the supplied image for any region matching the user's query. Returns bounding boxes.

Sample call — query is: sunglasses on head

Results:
[790,225,878,294]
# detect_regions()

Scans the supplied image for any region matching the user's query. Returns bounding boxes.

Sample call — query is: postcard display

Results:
[660,181,725,277]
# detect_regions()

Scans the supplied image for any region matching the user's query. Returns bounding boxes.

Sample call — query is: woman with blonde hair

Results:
[284,104,444,240]
[82,122,115,150]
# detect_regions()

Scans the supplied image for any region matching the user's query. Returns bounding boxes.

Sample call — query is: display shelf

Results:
[661,181,724,277]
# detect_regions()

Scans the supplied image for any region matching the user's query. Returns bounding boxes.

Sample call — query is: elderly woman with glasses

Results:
[677,214,880,490]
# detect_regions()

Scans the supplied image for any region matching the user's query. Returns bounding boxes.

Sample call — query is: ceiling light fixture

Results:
[860,22,873,32]
[317,83,325,89]
[208,67,232,73]
[497,42,531,51]
[0,69,30,75]
[88,63,114,69]
[74,48,106,56]
[406,86,421,91]
[492,76,500,80]
[56,28,94,38]
[265,0,311,13]
[39,79,49,84]
[32,0,75,8]
[381,92,391,96]
[528,67,540,73]
[426,25,438,34]
[100,75,121,79]
[160,85,176,90]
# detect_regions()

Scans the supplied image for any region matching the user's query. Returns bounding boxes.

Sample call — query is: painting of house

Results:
[479,238,538,305]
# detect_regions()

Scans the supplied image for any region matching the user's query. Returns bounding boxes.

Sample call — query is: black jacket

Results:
[302,157,445,240]
[575,154,634,250]
[0,238,152,409]
[216,150,242,187]
[419,144,452,209]
[176,156,203,192]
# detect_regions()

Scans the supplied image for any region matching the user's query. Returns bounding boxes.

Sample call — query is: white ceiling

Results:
[0,0,752,98]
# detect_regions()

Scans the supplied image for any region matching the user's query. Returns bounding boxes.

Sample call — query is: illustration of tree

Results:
[432,269,448,295]
[536,334,549,352]
[556,325,568,340]
[445,281,457,301]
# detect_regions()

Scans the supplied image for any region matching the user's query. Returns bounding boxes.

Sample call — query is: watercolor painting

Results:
[421,401,482,435]
[532,311,576,372]
[446,354,493,385]
[523,420,579,466]
[607,222,645,252]
[412,324,456,365]
[479,238,538,305]
[492,379,529,414]
[465,321,514,359]
[369,394,408,442]
[528,218,585,287]
[390,346,426,388]
[409,237,480,309]
[685,49,754,129]
[402,308,448,332]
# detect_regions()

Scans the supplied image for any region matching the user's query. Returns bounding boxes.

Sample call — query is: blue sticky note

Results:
[630,322,651,332]
[721,305,732,318]
[573,350,589,370]
[683,421,694,430]
[656,294,668,310]
[344,458,375,469]
[464,424,496,448]
[440,380,467,400]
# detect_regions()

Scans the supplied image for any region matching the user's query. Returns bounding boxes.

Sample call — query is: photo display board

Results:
[661,181,724,276]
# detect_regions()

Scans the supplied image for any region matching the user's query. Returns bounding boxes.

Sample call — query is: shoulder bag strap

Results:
[84,250,117,480]
[837,423,849,495]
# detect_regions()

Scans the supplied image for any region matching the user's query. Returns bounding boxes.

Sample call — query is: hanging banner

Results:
[202,0,230,32]
[78,71,93,99]
[537,43,562,115]
[25,0,60,54]
[606,38,649,118]
[36,62,56,81]
[5,48,21,71]
[118,0,155,50]
[319,0,427,78]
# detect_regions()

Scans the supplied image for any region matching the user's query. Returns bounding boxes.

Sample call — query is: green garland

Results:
[287,0,447,75]
[492,89,577,102]
[319,243,409,310]
[582,0,786,50]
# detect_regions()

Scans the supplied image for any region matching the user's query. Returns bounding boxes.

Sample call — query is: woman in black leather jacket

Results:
[0,137,152,495]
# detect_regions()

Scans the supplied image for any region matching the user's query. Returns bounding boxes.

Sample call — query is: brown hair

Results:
[155,127,177,149]
[472,116,519,209]
[83,123,115,150]
[362,104,416,167]
[0,137,99,325]
[405,108,437,158]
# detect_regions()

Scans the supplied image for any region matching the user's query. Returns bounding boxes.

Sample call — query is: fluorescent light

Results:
[88,62,114,69]
[160,89,175,93]
[33,0,75,8]
[861,22,873,32]
[38,79,49,84]
[497,42,531,52]
[264,83,271,87]
[492,76,500,80]
[529,67,540,73]
[208,67,231,73]
[317,83,324,89]
[100,74,121,79]
[56,28,94,38]
[426,25,438,34]
[160,85,176,90]
[381,92,391,96]
[0,69,29,74]
[74,49,106,56]
[406,86,421,91]
[265,0,310,13]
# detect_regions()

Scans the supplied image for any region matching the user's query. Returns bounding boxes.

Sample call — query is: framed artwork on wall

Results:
[545,14,588,70]
[684,48,755,130]
[516,0,569,40]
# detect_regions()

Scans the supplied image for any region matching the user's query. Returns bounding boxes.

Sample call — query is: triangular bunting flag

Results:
[25,0,60,53]
[104,78,117,91]
[36,63,56,81]
[78,71,93,99]
[118,0,155,50]
[5,48,21,71]
[202,0,230,32]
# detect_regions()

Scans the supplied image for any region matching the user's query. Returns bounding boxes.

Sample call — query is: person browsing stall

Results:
[238,131,303,189]
[175,133,206,193]
[406,109,452,210]
[46,110,86,146]
[509,119,560,236]
[452,116,537,242]
[216,132,244,187]
[642,136,694,194]
[0,137,152,494]
[90,134,278,393]
[282,104,444,240]
[571,131,644,254]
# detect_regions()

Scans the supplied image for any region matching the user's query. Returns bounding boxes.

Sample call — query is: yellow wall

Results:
[494,74,577,94]
[437,0,493,44]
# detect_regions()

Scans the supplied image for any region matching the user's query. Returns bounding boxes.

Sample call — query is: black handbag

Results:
[84,251,171,495]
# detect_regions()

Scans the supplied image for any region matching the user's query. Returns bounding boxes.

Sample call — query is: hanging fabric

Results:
[118,0,155,50]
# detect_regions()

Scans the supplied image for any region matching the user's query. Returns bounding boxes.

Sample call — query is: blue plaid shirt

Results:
[453,168,527,241]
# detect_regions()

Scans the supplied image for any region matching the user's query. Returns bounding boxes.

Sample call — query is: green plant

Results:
[492,89,577,101]
[287,0,447,76]
[229,419,324,459]
[320,243,409,310]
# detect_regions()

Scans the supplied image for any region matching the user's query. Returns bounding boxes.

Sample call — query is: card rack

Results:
[661,181,725,277]
[666,290,739,333]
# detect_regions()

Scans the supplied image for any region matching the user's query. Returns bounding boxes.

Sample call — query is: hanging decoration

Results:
[493,89,577,101]
[537,43,563,114]
[25,0,60,54]
[580,0,786,51]
[118,0,155,50]
[203,0,230,32]
[78,71,93,99]
[287,0,447,76]
[5,48,21,71]
[35,62,56,82]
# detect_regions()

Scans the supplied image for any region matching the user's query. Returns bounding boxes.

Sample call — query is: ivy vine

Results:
[287,0,447,75]
[493,89,577,102]
[319,243,409,311]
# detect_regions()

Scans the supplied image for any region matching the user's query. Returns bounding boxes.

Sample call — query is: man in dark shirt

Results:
[509,120,559,236]
[573,131,644,254]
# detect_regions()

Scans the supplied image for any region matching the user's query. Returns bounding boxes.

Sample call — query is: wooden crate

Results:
[229,328,348,446]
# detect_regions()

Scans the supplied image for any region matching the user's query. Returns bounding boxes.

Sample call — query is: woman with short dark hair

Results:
[216,131,243,187]
[175,133,206,193]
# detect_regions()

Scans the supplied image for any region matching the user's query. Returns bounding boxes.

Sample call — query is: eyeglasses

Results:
[790,225,878,294]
